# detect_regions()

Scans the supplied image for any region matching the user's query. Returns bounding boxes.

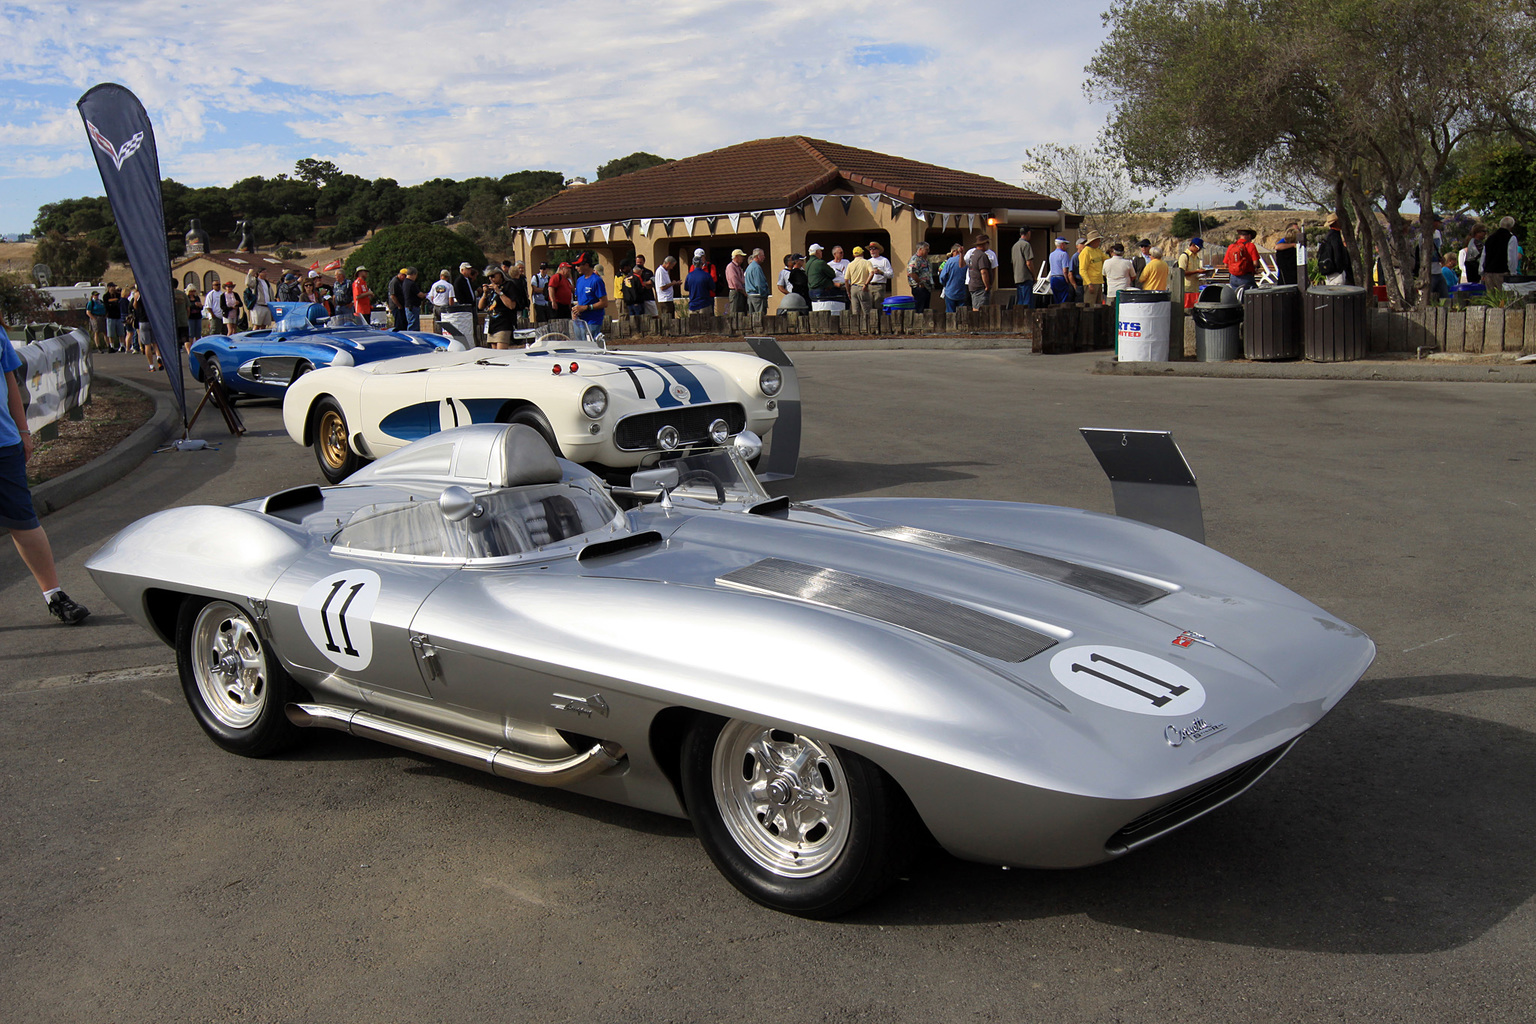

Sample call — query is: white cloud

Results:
[0,0,1127,229]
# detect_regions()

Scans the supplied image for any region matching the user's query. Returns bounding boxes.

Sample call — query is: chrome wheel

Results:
[711,719,851,877]
[190,601,268,729]
[318,408,349,471]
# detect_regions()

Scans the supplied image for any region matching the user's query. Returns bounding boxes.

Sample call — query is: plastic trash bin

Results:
[882,296,916,313]
[1193,284,1242,361]
[1242,285,1302,360]
[1304,285,1368,361]
[1114,290,1171,361]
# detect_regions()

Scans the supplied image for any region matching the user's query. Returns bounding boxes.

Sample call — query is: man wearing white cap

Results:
[1047,237,1073,304]
[805,244,838,303]
[725,249,749,314]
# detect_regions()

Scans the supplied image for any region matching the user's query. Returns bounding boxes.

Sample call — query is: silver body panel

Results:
[86,424,1374,869]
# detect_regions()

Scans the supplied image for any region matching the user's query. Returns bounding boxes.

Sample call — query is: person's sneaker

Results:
[47,591,90,625]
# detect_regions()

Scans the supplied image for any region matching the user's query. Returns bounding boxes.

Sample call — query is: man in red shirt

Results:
[352,268,374,324]
[1223,229,1261,298]
[547,262,575,319]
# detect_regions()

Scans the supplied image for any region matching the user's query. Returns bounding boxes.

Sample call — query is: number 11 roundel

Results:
[298,569,382,671]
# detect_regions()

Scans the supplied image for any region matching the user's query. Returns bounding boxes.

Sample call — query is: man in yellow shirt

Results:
[844,246,876,313]
[1079,233,1108,305]
[1177,238,1206,308]
[1138,246,1170,291]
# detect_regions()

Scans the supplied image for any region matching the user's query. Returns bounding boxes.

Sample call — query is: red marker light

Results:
[552,364,562,375]
[570,362,579,373]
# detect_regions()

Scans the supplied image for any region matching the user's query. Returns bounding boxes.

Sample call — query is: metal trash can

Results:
[1242,285,1302,360]
[1305,285,1368,362]
[1193,284,1242,361]
[1114,289,1171,361]
[437,308,476,345]
[1503,275,1536,298]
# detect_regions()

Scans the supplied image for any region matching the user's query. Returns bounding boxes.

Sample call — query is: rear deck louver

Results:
[717,558,1056,663]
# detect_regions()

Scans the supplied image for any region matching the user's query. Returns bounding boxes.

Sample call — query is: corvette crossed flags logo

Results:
[85,120,144,171]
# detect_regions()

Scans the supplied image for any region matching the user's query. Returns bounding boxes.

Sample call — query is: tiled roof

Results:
[510,136,1058,227]
[172,251,331,284]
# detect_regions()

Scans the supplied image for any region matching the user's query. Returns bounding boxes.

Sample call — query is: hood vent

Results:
[868,526,1169,606]
[717,558,1056,663]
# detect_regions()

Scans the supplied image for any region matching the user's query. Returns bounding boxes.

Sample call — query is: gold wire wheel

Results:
[318,409,349,469]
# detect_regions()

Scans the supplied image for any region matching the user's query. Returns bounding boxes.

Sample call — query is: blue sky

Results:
[0,0,1244,236]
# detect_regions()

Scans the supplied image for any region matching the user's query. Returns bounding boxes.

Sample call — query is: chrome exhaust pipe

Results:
[287,703,624,787]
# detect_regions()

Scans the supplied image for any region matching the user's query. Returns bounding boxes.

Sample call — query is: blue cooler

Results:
[1454,283,1486,296]
[882,296,916,313]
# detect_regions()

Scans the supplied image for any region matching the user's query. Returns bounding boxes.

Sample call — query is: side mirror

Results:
[439,485,482,523]
[629,467,679,493]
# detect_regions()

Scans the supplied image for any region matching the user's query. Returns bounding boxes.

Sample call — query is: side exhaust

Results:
[286,703,624,787]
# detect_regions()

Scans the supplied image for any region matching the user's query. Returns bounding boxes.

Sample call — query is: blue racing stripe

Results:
[601,355,711,406]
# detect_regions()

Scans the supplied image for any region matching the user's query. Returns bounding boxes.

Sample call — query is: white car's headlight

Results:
[758,365,782,397]
[581,385,608,419]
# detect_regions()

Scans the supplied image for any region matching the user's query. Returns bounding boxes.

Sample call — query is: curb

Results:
[32,374,180,517]
[611,335,1037,354]
[1095,357,1536,384]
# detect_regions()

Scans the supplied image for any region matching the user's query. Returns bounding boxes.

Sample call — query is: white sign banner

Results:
[16,329,92,435]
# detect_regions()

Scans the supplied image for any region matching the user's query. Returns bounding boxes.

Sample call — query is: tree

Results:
[0,272,55,323]
[295,158,343,187]
[32,231,110,284]
[343,223,487,281]
[1020,142,1155,244]
[1441,142,1536,236]
[596,152,671,181]
[1094,0,1536,308]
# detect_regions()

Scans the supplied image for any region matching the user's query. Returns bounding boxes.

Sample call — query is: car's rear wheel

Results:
[680,714,914,918]
[312,396,362,483]
[175,598,301,757]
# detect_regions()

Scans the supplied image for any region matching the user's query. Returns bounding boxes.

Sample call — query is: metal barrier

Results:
[14,328,92,441]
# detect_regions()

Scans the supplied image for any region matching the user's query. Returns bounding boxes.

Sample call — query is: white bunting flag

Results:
[914,209,928,223]
[682,216,695,235]
[773,208,788,227]
[598,223,610,242]
[810,195,826,215]
[522,227,535,245]
[727,212,741,231]
[966,214,976,230]
[639,218,652,236]
[865,194,881,215]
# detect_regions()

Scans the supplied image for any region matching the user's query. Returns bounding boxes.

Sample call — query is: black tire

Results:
[201,353,235,402]
[312,396,363,483]
[501,407,562,457]
[289,361,311,386]
[175,597,302,758]
[680,714,914,918]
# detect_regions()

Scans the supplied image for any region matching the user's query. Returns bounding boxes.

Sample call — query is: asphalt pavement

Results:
[2,347,1532,1023]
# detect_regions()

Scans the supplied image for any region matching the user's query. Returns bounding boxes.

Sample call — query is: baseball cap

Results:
[355,266,367,272]
[1139,238,1152,247]
[808,243,824,252]
[693,247,706,258]
[731,248,746,258]
[853,246,865,255]
[574,252,592,265]
[1190,237,1203,248]
[309,270,321,278]
[459,261,472,270]
[538,261,549,269]
[557,261,571,270]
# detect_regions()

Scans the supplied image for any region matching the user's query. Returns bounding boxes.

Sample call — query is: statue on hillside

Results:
[234,217,255,252]
[185,218,210,256]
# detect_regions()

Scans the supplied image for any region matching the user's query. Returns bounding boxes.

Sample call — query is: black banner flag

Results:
[76,83,185,425]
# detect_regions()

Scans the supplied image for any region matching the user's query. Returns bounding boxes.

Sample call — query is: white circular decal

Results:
[669,383,690,402]
[1049,645,1205,716]
[297,569,382,671]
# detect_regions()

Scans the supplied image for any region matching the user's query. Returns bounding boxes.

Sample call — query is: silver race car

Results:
[86,423,1374,917]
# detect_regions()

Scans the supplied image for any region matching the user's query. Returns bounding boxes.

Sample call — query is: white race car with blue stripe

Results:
[282,321,798,484]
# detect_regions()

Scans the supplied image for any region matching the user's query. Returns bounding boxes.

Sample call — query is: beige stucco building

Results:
[507,137,1076,313]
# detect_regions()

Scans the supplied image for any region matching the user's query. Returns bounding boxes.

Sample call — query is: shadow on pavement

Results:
[852,673,1535,953]
[782,456,989,499]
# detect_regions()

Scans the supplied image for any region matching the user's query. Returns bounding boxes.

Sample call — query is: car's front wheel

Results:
[680,715,914,917]
[312,396,362,483]
[175,598,302,757]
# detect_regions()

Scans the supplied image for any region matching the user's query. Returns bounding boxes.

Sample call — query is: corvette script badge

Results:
[1165,719,1226,747]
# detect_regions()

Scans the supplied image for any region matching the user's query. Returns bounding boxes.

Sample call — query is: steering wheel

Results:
[676,469,727,503]
[539,332,570,342]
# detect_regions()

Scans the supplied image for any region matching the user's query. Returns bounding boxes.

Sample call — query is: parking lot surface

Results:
[2,349,1532,1023]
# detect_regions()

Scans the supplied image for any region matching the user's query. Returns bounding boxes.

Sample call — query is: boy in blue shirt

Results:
[1,324,89,624]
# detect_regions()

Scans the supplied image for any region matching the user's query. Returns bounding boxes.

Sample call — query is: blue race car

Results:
[190,302,465,400]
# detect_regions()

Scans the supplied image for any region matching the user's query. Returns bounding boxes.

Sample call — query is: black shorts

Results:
[0,443,39,531]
